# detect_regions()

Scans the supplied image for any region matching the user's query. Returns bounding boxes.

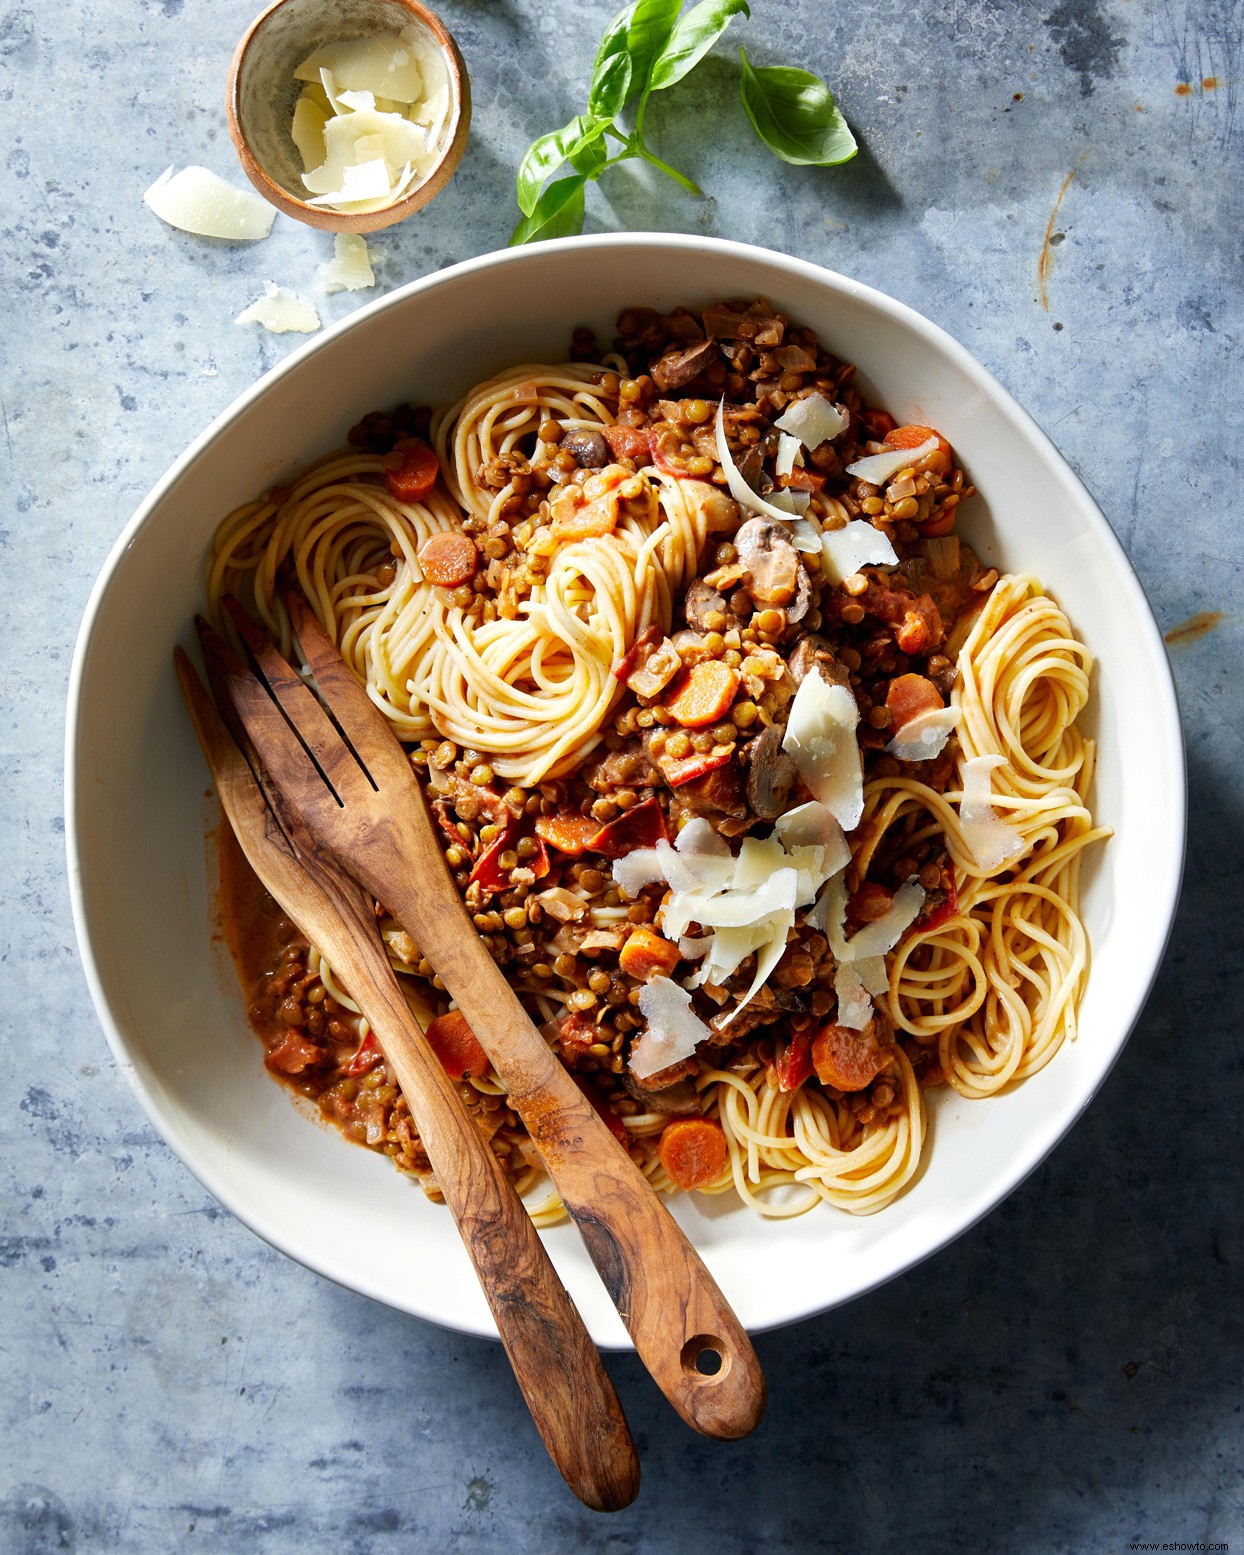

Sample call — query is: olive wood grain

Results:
[177,645,639,1513]
[208,598,766,1441]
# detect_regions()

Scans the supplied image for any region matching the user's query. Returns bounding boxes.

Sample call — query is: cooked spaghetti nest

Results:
[207,364,723,783]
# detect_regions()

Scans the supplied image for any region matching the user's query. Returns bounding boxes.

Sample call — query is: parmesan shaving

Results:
[775,431,803,480]
[845,438,940,486]
[855,955,890,998]
[318,233,376,293]
[143,166,275,241]
[775,392,849,449]
[782,673,864,831]
[235,284,321,334]
[631,976,712,1079]
[960,755,1027,871]
[886,705,959,761]
[833,964,873,1029]
[841,881,926,959]
[715,400,815,530]
[295,31,426,103]
[820,519,899,585]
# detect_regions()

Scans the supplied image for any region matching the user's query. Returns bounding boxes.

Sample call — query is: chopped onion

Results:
[144,166,275,241]
[846,439,939,487]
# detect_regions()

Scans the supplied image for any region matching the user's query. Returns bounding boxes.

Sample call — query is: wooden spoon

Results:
[176,646,640,1512]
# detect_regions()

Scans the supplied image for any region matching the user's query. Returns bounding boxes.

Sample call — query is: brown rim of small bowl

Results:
[226,0,471,234]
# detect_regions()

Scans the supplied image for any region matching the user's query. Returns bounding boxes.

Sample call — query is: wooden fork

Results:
[206,596,766,1442]
[176,644,640,1512]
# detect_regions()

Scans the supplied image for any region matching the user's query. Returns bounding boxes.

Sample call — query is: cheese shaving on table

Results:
[143,166,275,241]
[781,672,864,831]
[631,977,712,1079]
[959,755,1027,871]
[318,233,376,293]
[775,391,849,449]
[235,285,321,334]
[820,519,899,585]
[886,705,959,761]
[845,439,940,486]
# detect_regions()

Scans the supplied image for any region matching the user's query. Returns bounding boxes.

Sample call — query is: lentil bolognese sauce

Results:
[211,298,1109,1220]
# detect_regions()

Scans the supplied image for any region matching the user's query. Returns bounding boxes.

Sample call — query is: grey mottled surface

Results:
[3,0,1242,1550]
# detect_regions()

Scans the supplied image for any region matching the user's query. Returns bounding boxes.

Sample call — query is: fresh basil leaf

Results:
[589,4,637,118]
[568,123,610,177]
[738,47,858,166]
[648,0,749,93]
[509,174,588,246]
[625,0,685,94]
[516,117,589,216]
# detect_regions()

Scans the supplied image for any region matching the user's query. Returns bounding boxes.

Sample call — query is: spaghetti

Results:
[210,298,1107,1222]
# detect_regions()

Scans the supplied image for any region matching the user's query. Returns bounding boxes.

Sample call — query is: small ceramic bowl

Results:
[227,0,470,234]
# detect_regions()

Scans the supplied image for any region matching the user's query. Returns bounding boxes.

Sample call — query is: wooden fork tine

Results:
[221,595,370,795]
[196,614,340,820]
[284,595,410,784]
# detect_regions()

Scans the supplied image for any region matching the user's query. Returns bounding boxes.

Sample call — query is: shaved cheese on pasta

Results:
[820,519,899,585]
[782,673,864,831]
[834,964,873,1029]
[144,166,275,241]
[842,881,926,959]
[235,285,321,334]
[846,438,939,486]
[855,954,890,997]
[716,400,814,529]
[960,755,1027,871]
[776,392,848,449]
[631,976,712,1078]
[612,847,665,897]
[787,517,822,555]
[775,432,803,479]
[886,705,959,761]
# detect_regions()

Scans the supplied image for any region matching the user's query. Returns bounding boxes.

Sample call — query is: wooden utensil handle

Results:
[327,933,640,1511]
[384,883,767,1442]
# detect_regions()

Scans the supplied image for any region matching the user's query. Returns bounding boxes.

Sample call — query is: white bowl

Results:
[66,235,1184,1344]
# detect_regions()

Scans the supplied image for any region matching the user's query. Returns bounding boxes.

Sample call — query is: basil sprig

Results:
[511,0,856,244]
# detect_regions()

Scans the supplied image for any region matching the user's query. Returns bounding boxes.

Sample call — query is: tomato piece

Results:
[774,1032,813,1093]
[385,437,440,501]
[664,661,741,728]
[618,925,681,981]
[811,1024,893,1093]
[347,1031,383,1076]
[603,423,650,463]
[418,531,477,587]
[662,747,734,789]
[467,821,550,896]
[265,1030,325,1076]
[557,1010,599,1060]
[885,672,944,731]
[658,1118,728,1191]
[589,797,669,856]
[535,814,602,856]
[423,1010,490,1079]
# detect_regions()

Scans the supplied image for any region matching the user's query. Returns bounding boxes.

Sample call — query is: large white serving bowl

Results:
[66,235,1184,1344]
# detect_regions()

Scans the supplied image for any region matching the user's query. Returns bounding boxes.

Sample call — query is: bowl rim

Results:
[225,0,471,234]
[65,232,1187,1340]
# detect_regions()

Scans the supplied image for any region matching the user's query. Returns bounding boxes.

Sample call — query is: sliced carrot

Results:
[779,466,825,493]
[861,408,897,440]
[664,661,740,728]
[618,925,681,981]
[535,813,601,856]
[811,1023,893,1093]
[385,437,441,501]
[658,1117,728,1191]
[885,672,944,731]
[551,502,619,542]
[423,1009,490,1079]
[916,506,957,538]
[417,531,477,588]
[884,422,952,457]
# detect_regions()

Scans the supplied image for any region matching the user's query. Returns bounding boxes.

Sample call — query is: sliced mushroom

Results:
[619,1069,703,1113]
[560,429,610,468]
[744,722,799,820]
[788,633,851,689]
[650,337,718,392]
[735,517,800,606]
[683,578,729,633]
